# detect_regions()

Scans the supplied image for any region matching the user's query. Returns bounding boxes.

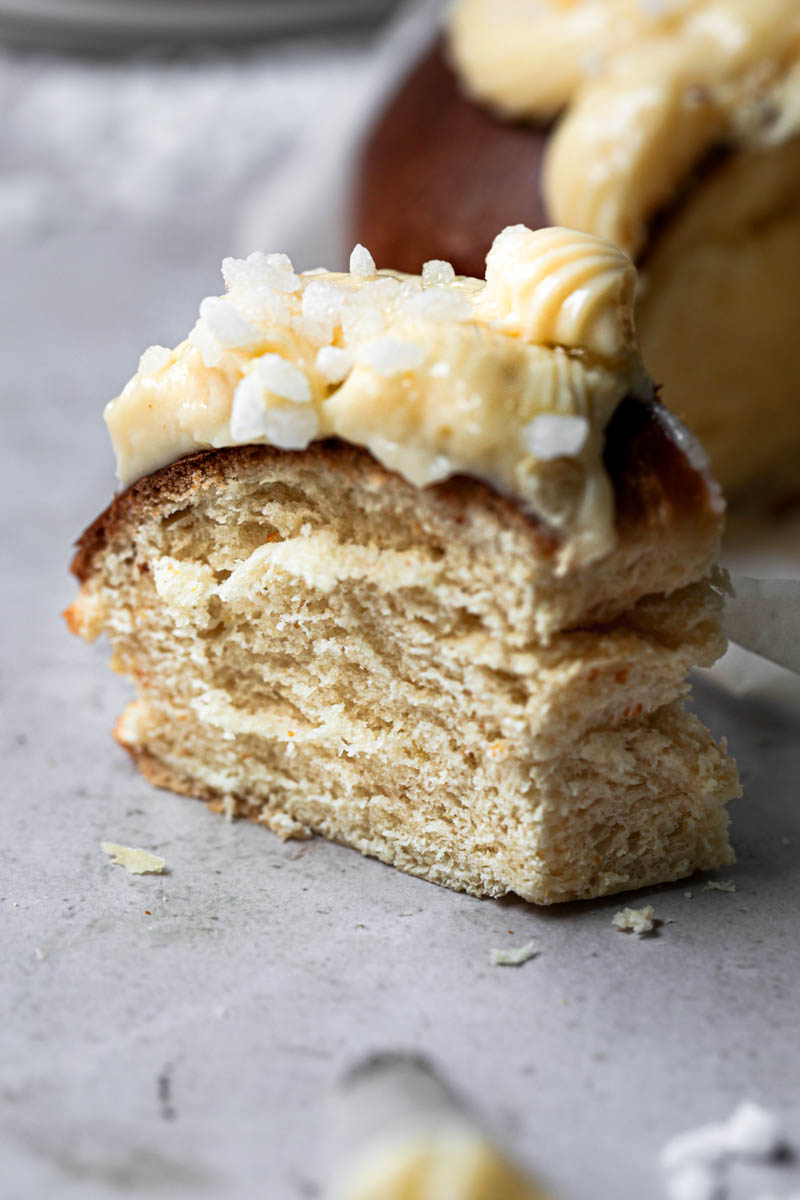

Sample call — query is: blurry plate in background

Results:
[0,0,401,49]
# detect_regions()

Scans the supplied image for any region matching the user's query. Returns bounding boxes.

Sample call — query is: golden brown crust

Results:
[353,41,550,278]
[71,401,721,590]
[352,42,735,280]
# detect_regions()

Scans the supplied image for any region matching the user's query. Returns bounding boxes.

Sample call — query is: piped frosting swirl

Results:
[449,0,800,256]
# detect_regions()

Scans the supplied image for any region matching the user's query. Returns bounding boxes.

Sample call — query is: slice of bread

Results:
[66,404,739,904]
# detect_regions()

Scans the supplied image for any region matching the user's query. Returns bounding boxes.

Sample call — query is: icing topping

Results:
[449,0,800,255]
[105,227,650,569]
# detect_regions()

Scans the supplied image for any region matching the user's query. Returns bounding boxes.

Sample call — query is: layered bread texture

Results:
[67,416,739,904]
[354,1,800,498]
[66,227,739,904]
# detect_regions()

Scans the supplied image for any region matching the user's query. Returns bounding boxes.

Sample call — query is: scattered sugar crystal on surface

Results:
[315,345,352,384]
[360,276,402,305]
[704,880,736,892]
[188,320,225,369]
[361,337,426,376]
[291,313,334,348]
[228,282,289,327]
[612,905,655,935]
[422,259,456,286]
[137,345,172,376]
[341,295,387,341]
[399,286,471,322]
[252,353,311,403]
[429,361,451,378]
[230,374,270,442]
[522,413,590,459]
[259,404,319,450]
[490,940,538,967]
[302,280,344,325]
[222,250,299,293]
[349,243,376,277]
[521,412,591,461]
[230,373,318,449]
[198,295,262,348]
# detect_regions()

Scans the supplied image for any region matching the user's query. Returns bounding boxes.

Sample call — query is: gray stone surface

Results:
[2,57,800,1200]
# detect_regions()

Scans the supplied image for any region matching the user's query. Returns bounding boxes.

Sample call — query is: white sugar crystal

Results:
[349,243,376,277]
[612,905,655,935]
[198,295,262,349]
[260,404,319,450]
[490,940,538,967]
[341,294,387,341]
[188,320,225,369]
[302,280,344,325]
[291,312,333,348]
[222,250,299,293]
[137,344,172,376]
[360,276,402,305]
[229,284,289,327]
[522,413,590,460]
[663,1163,721,1200]
[422,259,456,286]
[399,286,471,322]
[315,345,352,384]
[230,375,318,449]
[252,353,311,403]
[723,1101,783,1159]
[230,373,270,442]
[361,337,425,376]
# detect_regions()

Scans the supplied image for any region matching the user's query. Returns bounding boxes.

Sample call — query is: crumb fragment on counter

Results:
[704,880,736,893]
[612,905,655,935]
[101,842,165,875]
[490,940,538,966]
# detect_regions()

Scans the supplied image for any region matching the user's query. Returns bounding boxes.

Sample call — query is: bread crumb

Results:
[33,947,45,961]
[704,880,736,893]
[612,905,655,935]
[101,842,165,874]
[490,940,538,966]
[684,891,694,899]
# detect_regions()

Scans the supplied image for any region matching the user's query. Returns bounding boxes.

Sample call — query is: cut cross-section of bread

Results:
[67,403,739,904]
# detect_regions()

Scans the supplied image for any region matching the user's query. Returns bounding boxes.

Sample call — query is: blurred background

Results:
[0,0,441,511]
[3,8,799,1200]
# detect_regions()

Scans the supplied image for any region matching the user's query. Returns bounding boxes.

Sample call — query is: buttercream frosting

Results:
[105,226,651,569]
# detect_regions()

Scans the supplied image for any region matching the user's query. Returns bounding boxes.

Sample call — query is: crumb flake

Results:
[490,940,538,967]
[101,842,166,875]
[612,905,655,935]
[704,880,736,893]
